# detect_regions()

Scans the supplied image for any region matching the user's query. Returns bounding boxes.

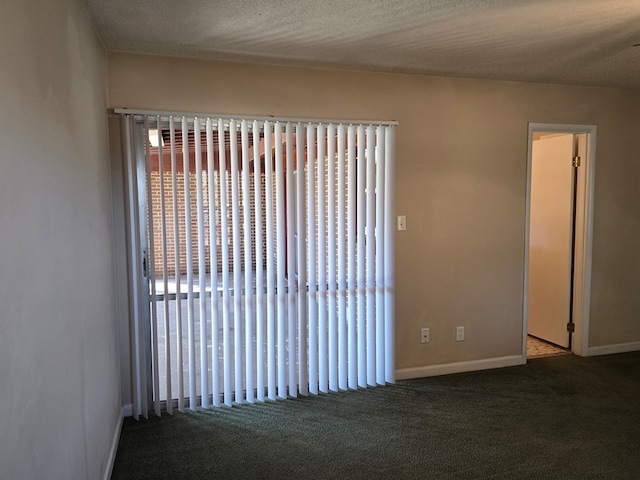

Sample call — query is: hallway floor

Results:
[527,335,570,358]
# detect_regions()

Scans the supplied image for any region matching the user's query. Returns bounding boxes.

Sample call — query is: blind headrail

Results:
[113,108,398,127]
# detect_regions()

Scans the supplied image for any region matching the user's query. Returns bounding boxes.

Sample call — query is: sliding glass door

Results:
[121,111,396,417]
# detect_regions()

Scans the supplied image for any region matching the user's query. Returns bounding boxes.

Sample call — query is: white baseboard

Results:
[103,406,124,480]
[587,341,640,357]
[123,403,133,418]
[395,355,525,381]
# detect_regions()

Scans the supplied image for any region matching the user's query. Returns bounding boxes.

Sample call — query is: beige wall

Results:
[107,52,640,383]
[0,1,121,479]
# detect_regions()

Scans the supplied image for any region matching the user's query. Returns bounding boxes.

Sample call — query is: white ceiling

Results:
[86,0,640,88]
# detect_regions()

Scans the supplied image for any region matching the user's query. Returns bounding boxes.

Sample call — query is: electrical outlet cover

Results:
[421,328,429,343]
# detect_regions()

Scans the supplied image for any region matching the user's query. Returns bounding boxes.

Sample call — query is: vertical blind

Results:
[121,111,396,418]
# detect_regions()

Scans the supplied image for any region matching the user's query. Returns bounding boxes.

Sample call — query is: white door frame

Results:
[523,123,597,357]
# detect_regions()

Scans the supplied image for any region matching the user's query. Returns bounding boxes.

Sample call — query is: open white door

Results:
[528,134,574,348]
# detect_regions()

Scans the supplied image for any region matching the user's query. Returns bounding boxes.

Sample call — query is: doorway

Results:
[523,124,596,358]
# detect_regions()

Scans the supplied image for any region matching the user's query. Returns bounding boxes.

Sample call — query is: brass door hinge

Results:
[572,156,581,167]
[567,322,575,333]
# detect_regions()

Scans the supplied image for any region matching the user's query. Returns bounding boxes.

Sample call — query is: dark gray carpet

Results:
[112,351,640,479]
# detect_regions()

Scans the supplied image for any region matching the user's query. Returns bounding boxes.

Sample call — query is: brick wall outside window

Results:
[148,170,269,277]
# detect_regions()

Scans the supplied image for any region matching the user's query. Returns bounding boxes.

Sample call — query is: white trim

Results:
[395,355,525,381]
[123,403,133,418]
[587,342,640,357]
[523,123,596,358]
[113,108,399,127]
[103,407,124,480]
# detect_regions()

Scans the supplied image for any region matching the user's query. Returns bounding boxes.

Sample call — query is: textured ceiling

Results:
[86,0,640,88]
